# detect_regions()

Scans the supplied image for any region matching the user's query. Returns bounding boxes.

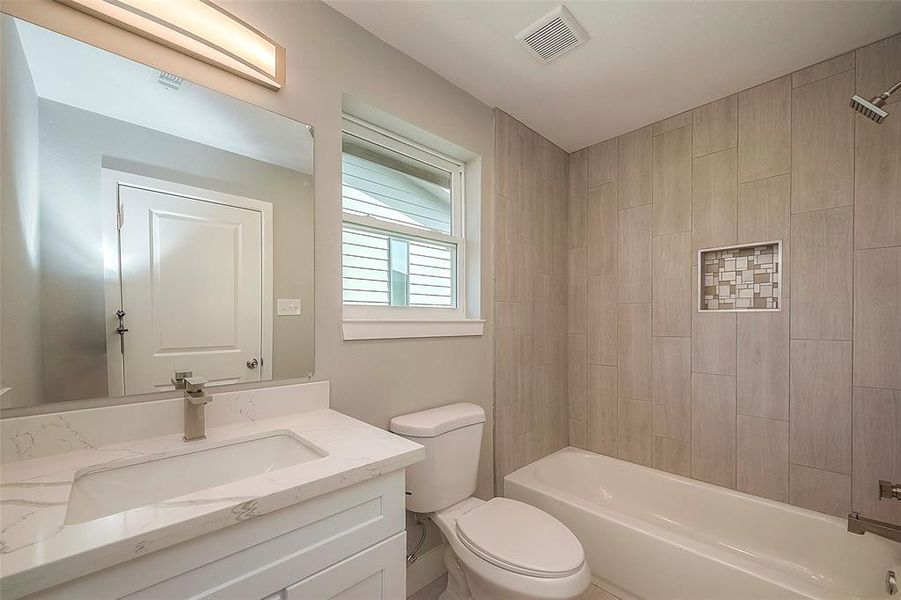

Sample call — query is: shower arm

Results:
[872,80,901,107]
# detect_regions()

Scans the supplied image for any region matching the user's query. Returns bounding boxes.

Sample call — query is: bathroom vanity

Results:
[0,382,424,599]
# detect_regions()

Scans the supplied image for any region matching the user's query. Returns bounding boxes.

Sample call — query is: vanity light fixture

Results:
[57,0,286,90]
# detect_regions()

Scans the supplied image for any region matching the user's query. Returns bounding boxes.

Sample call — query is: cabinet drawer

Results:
[283,532,405,600]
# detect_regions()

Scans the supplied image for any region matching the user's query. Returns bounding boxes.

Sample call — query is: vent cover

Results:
[157,71,183,91]
[516,6,588,64]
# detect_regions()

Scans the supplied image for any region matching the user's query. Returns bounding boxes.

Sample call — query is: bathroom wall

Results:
[0,0,496,500]
[568,32,901,524]
[0,18,44,408]
[493,110,569,493]
[34,99,313,403]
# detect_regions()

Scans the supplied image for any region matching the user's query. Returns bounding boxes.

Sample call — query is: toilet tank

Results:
[389,403,485,514]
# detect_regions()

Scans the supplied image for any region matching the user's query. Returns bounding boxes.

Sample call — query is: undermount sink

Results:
[65,431,326,525]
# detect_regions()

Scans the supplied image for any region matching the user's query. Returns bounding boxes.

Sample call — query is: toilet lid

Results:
[455,498,584,579]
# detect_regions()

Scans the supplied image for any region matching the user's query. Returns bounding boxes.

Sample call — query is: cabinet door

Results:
[284,533,405,600]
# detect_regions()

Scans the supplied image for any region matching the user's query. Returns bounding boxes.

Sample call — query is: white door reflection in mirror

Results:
[106,172,272,395]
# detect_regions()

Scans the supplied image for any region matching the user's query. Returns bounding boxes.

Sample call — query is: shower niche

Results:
[698,241,782,312]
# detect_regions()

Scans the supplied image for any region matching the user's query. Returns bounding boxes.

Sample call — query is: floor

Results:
[407,576,621,600]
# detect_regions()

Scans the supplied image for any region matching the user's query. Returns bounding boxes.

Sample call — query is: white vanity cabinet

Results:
[27,471,407,600]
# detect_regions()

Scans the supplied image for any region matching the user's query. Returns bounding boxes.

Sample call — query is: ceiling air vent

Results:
[516,6,588,64]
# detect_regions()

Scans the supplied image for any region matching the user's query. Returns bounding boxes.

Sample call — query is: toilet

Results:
[390,403,590,600]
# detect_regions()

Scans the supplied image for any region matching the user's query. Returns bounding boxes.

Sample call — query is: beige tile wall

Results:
[494,110,570,493]
[567,33,901,521]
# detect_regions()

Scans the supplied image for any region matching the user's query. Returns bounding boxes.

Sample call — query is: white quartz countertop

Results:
[0,408,424,598]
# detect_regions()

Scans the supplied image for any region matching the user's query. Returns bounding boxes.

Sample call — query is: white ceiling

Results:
[14,18,313,174]
[325,0,901,152]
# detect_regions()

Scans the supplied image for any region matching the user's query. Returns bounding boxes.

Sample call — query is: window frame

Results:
[341,115,467,321]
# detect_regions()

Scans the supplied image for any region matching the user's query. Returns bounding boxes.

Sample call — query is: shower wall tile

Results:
[852,386,901,524]
[588,182,617,276]
[691,373,737,488]
[791,69,855,214]
[617,303,651,401]
[618,125,653,209]
[518,133,539,240]
[692,94,738,157]
[495,110,520,198]
[495,111,569,491]
[652,336,691,442]
[567,37,900,524]
[568,247,587,333]
[652,232,691,336]
[588,274,617,366]
[618,204,652,303]
[790,207,853,341]
[738,75,791,182]
[789,465,851,518]
[736,299,790,420]
[854,108,901,249]
[692,263,737,376]
[790,340,852,475]
[588,365,618,456]
[569,156,588,249]
[538,179,555,274]
[588,138,618,188]
[569,418,588,450]
[692,147,738,253]
[495,193,518,302]
[495,302,518,407]
[653,436,691,477]
[856,33,901,108]
[653,124,692,235]
[854,246,901,390]
[568,334,588,421]
[737,174,791,297]
[737,415,789,502]
[617,397,652,466]
[653,111,692,136]
[792,51,854,88]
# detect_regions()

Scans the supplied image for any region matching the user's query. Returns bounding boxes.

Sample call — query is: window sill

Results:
[342,318,485,341]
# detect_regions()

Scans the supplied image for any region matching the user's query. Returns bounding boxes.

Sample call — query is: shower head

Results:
[849,95,888,124]
[850,81,900,124]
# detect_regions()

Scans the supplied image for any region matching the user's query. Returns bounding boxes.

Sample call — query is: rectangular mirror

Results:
[1,14,314,412]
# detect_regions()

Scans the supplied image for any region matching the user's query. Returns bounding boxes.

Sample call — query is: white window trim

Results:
[340,115,483,340]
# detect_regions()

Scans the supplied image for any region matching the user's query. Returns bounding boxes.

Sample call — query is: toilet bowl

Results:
[389,403,590,600]
[432,497,590,600]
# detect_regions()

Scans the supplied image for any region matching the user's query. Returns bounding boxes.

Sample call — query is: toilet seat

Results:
[454,498,584,579]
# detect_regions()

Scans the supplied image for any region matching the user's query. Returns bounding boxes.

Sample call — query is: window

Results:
[341,116,464,311]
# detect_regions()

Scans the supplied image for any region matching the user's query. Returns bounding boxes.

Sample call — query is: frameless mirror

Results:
[1,15,314,412]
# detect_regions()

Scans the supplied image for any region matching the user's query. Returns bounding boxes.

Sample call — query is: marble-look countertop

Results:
[0,409,424,598]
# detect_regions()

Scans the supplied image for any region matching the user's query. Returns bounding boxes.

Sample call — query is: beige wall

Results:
[0,0,496,502]
[493,110,569,493]
[568,32,901,524]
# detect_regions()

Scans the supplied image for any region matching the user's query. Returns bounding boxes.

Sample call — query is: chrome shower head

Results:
[850,81,900,124]
[850,94,888,124]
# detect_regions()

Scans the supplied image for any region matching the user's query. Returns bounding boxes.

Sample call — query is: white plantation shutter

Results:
[341,118,462,310]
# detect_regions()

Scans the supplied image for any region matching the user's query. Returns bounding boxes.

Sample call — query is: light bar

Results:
[57,0,285,90]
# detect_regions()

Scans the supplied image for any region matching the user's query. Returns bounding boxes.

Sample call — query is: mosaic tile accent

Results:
[700,242,781,311]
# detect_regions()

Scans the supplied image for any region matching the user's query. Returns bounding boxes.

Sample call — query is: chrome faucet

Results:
[172,371,212,442]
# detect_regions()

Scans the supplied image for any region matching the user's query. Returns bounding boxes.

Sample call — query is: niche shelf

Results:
[698,241,782,312]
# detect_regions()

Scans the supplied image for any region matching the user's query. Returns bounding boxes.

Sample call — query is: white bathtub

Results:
[505,447,901,600]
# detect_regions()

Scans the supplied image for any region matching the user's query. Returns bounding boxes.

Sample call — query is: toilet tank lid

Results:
[389,403,485,437]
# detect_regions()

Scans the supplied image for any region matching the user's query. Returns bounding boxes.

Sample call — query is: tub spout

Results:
[847,512,901,544]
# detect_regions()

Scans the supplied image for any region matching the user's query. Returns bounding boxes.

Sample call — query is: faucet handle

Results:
[184,376,208,393]
[171,370,194,389]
